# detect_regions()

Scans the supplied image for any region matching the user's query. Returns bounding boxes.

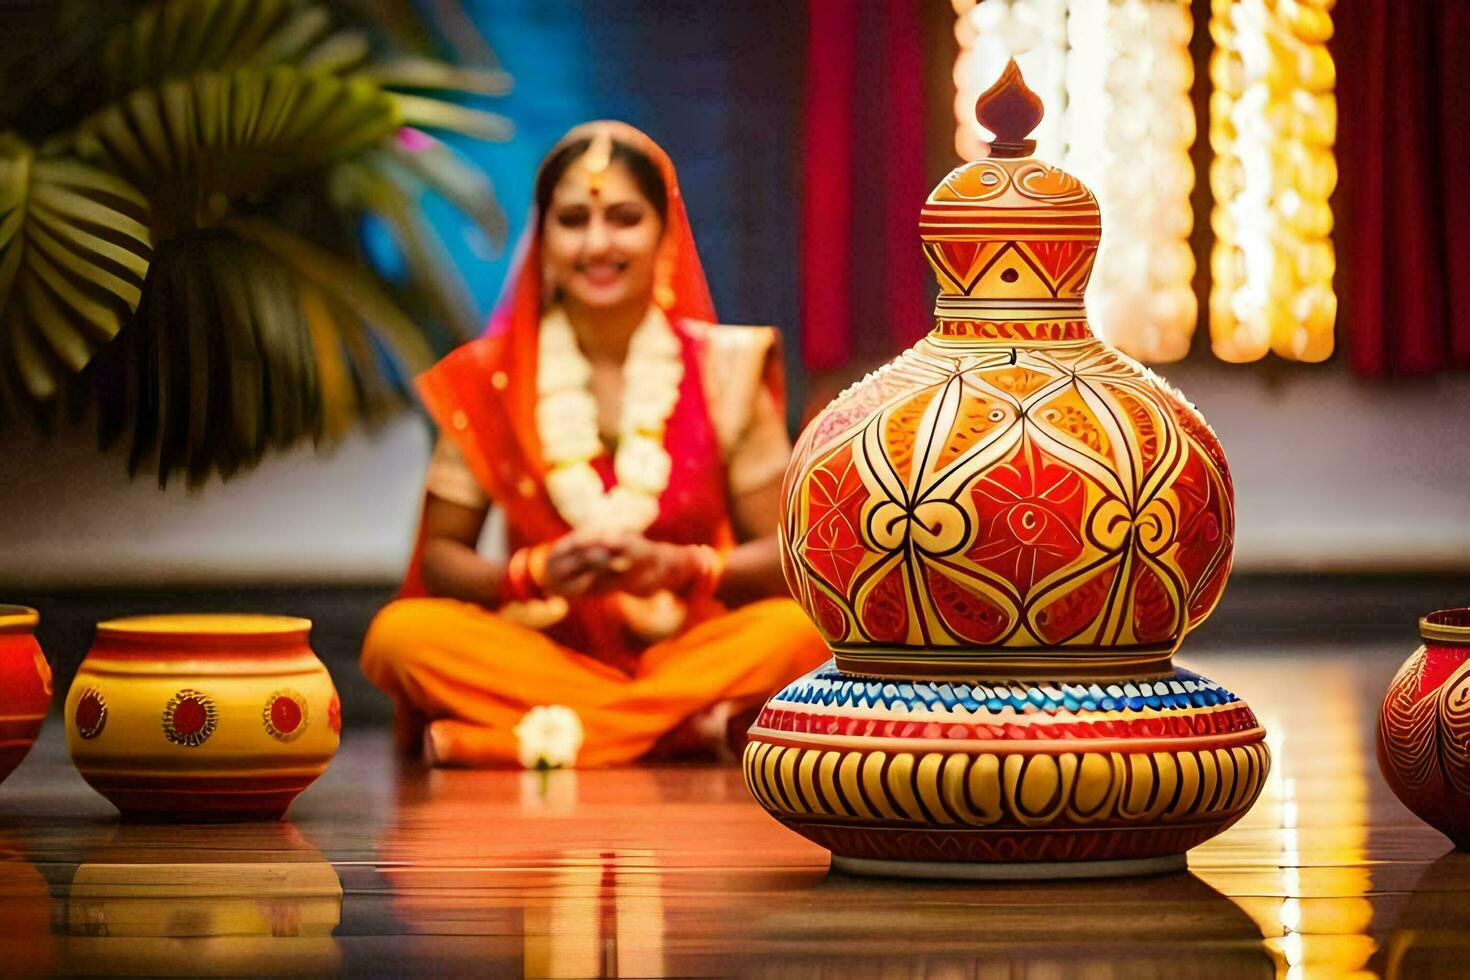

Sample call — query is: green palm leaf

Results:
[4,1,514,485]
[388,131,508,248]
[0,134,152,401]
[102,0,351,91]
[230,215,435,373]
[95,222,426,485]
[357,58,512,97]
[390,93,512,142]
[75,66,400,208]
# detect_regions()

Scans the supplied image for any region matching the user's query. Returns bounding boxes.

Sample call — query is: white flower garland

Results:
[537,305,682,532]
[502,305,687,641]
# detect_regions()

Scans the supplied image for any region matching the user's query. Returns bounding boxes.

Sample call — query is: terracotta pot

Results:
[65,614,342,821]
[746,62,1267,878]
[0,605,52,787]
[1378,608,1470,848]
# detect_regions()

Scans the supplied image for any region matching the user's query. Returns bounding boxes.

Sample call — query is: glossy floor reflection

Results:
[0,644,1462,977]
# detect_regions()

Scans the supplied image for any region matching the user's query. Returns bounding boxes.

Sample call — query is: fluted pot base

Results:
[833,852,1186,881]
[744,660,1268,877]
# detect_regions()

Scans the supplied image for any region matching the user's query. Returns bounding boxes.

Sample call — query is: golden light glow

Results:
[955,0,1337,364]
[1209,0,1337,362]
[1193,658,1376,978]
[952,0,1199,363]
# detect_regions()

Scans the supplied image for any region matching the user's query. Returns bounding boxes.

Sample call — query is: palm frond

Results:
[4,0,514,485]
[357,58,512,97]
[332,153,484,339]
[103,0,331,92]
[298,31,373,74]
[0,134,152,401]
[93,222,423,486]
[74,66,400,209]
[389,131,509,248]
[390,93,512,142]
[230,214,435,373]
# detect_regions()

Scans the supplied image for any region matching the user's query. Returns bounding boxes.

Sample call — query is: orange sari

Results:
[360,122,828,767]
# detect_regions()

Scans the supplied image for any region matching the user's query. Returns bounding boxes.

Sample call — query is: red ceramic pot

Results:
[0,606,52,787]
[1378,608,1470,847]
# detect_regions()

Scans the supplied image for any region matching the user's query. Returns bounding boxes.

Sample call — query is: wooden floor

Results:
[0,642,1465,977]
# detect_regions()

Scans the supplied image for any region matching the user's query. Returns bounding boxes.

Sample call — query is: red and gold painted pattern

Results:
[932,319,1090,342]
[65,614,340,822]
[920,159,1101,314]
[73,688,107,740]
[263,690,309,743]
[0,606,50,788]
[755,704,1262,745]
[163,689,218,747]
[1378,609,1470,848]
[783,339,1233,672]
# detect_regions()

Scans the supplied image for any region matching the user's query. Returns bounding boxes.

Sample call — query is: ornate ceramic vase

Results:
[65,614,342,821]
[1377,608,1470,848]
[0,605,52,787]
[744,62,1268,878]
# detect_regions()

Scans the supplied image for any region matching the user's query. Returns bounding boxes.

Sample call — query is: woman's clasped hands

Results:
[539,529,697,599]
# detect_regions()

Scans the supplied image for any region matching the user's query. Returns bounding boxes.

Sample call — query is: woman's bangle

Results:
[505,544,551,601]
[684,544,725,601]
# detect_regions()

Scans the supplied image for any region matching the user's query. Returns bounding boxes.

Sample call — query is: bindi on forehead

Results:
[552,161,650,210]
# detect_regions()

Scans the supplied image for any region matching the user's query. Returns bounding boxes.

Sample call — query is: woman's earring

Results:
[654,252,676,310]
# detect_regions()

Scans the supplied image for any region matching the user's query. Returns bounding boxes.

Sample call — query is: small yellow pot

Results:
[65,614,341,821]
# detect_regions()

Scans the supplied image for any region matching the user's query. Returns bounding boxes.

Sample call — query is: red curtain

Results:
[800,0,929,373]
[1337,0,1470,375]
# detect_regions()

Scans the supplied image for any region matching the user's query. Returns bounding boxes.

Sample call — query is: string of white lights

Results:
[954,0,1198,363]
[954,0,1336,364]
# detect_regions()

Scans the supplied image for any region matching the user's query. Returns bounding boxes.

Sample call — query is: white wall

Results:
[0,418,430,588]
[2,363,1467,588]
[1167,363,1470,572]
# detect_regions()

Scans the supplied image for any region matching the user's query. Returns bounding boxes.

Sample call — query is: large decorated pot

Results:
[1377,608,1470,848]
[65,614,341,821]
[745,61,1268,878]
[0,605,52,788]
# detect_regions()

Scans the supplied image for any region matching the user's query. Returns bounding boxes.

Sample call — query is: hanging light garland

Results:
[953,0,1198,363]
[1209,0,1336,362]
[1064,0,1197,362]
[954,0,1336,364]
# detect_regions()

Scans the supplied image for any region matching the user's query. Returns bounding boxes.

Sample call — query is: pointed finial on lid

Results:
[975,59,1044,159]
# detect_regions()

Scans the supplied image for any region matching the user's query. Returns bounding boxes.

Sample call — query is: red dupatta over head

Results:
[401,121,722,605]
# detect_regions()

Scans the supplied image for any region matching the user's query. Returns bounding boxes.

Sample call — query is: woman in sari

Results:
[361,121,829,768]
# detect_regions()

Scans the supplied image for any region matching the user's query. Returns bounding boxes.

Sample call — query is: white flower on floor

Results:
[514,705,584,769]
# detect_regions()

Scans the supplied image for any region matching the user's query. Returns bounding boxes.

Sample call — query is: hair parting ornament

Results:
[582,129,614,197]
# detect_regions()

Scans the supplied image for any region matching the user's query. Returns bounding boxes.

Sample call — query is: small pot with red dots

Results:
[65,614,341,821]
